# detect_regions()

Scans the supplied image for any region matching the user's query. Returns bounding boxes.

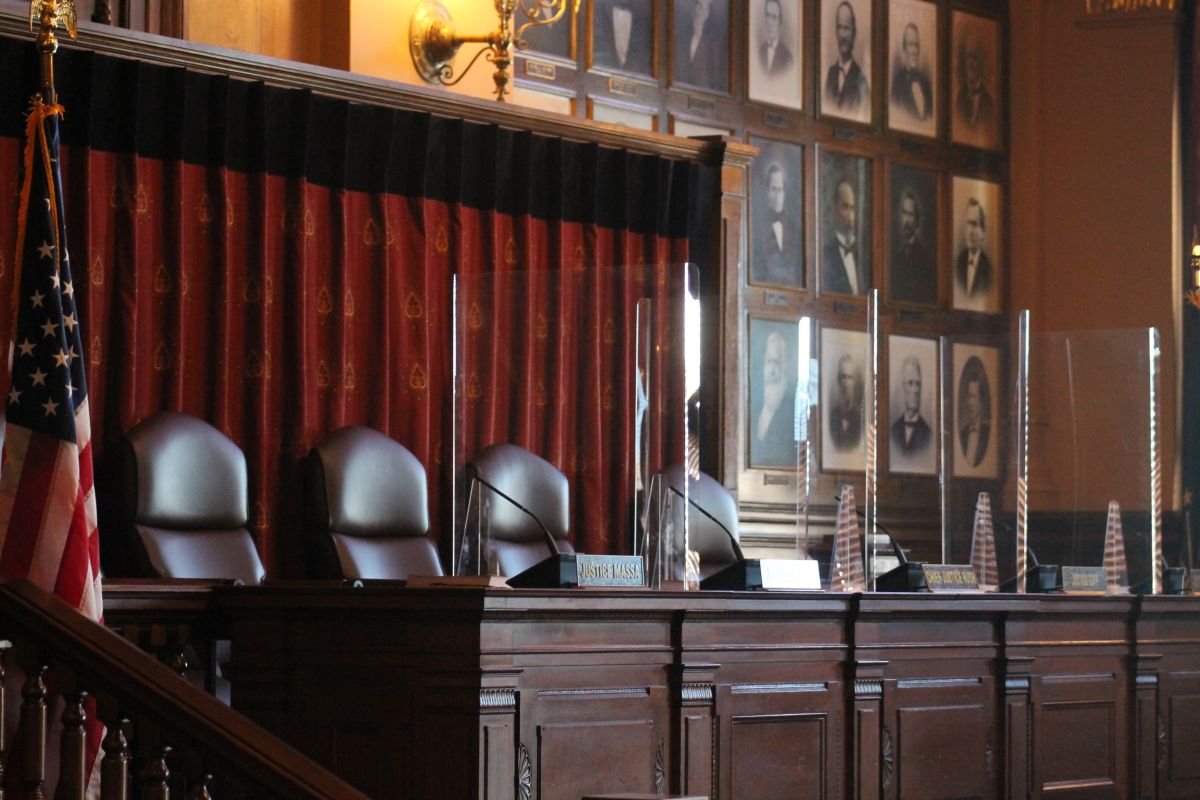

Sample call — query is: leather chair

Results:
[101,410,265,583]
[304,426,442,579]
[660,465,742,579]
[464,443,574,577]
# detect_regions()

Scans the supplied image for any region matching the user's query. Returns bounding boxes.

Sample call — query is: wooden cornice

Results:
[0,2,752,167]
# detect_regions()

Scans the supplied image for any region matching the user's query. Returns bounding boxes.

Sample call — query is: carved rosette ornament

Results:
[517,744,532,800]
[881,725,895,789]
[654,738,664,794]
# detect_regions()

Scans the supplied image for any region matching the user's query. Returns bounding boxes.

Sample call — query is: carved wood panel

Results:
[730,713,826,799]
[536,719,657,799]
[895,704,988,799]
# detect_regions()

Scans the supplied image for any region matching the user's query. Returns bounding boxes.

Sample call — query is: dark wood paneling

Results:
[896,704,988,799]
[537,719,657,799]
[730,713,826,799]
[1168,695,1200,781]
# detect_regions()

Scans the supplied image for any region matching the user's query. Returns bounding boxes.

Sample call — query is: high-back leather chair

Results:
[305,426,442,580]
[102,410,265,583]
[464,443,574,577]
[661,465,742,579]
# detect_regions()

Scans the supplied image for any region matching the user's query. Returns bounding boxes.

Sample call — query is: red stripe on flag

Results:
[52,484,90,609]
[0,429,58,579]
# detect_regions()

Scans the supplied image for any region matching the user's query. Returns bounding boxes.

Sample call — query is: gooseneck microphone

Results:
[670,484,745,561]
[841,499,908,566]
[470,474,560,557]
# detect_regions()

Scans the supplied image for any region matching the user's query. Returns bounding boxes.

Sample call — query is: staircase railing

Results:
[0,578,369,800]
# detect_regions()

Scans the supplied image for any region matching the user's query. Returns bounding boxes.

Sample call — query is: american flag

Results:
[0,97,101,622]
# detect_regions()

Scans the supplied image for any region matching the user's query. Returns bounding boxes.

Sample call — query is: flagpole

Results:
[30,0,77,105]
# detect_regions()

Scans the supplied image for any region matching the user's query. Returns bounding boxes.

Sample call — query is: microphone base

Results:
[875,562,928,592]
[999,565,1061,593]
[507,554,581,588]
[700,559,764,591]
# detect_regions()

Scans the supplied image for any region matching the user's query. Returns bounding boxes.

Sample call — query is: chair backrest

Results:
[661,465,741,579]
[464,443,574,577]
[103,411,265,583]
[305,426,442,580]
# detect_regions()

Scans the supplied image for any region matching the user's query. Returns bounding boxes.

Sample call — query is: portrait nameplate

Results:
[608,77,641,97]
[764,112,790,129]
[524,60,557,81]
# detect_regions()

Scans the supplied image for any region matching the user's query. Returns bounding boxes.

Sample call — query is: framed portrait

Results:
[817,149,871,297]
[521,8,574,59]
[672,0,731,93]
[887,0,937,138]
[592,0,654,76]
[951,176,1002,313]
[951,11,1001,151]
[748,0,803,111]
[887,335,937,476]
[888,163,938,306]
[951,343,999,479]
[749,137,804,290]
[820,326,868,473]
[747,316,808,469]
[819,0,873,125]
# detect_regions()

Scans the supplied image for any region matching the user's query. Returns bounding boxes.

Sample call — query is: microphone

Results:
[470,474,560,557]
[669,484,745,561]
[839,499,907,566]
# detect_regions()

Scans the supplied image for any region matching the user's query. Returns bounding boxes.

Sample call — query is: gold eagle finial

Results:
[29,0,78,40]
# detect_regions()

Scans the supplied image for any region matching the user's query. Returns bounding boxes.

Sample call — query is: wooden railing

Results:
[0,579,368,800]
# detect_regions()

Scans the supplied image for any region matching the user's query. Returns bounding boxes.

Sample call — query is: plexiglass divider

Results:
[1020,327,1161,594]
[938,311,1025,591]
[452,264,696,587]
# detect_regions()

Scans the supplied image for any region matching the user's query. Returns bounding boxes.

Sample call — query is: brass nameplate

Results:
[899,310,926,324]
[833,301,858,315]
[900,140,925,156]
[923,565,980,593]
[608,77,641,97]
[763,473,793,486]
[833,127,857,141]
[524,60,557,81]
[1085,0,1174,15]
[1061,566,1107,594]
[763,112,790,129]
[688,95,716,113]
[763,290,791,306]
[575,554,644,587]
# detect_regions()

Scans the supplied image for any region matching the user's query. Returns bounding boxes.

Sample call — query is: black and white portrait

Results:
[887,0,937,138]
[951,176,1001,313]
[821,327,868,473]
[820,0,872,125]
[888,336,937,475]
[889,164,938,306]
[750,137,804,289]
[521,8,573,58]
[748,0,803,110]
[951,11,1001,151]
[952,344,999,479]
[748,317,803,468]
[819,150,871,297]
[593,0,653,75]
[672,0,730,92]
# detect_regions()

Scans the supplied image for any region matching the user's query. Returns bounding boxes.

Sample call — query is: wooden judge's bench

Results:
[185,585,1200,800]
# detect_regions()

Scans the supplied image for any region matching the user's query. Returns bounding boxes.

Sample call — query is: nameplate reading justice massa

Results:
[574,554,645,587]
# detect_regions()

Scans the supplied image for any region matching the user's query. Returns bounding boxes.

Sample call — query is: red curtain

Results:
[0,37,701,575]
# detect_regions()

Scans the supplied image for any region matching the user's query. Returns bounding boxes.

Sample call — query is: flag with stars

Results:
[0,97,101,623]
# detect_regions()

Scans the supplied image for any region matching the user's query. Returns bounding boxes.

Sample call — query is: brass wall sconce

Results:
[410,0,579,101]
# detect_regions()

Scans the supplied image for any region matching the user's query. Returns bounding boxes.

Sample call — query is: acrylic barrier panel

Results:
[739,314,817,558]
[452,264,696,580]
[1024,329,1160,594]
[815,290,879,589]
[939,325,1021,591]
